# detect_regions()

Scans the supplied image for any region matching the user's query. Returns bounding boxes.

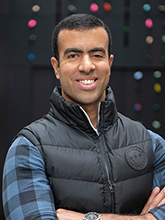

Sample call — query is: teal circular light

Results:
[161,35,165,43]
[152,121,161,129]
[153,103,160,111]
[143,4,151,12]
[153,71,162,79]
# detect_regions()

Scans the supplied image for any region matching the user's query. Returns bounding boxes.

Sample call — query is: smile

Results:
[79,79,95,85]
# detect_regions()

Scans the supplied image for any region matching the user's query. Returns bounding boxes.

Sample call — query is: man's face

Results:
[51,27,113,107]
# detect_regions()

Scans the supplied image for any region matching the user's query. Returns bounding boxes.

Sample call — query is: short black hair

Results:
[52,13,112,62]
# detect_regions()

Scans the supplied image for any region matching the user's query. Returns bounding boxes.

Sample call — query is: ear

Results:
[109,55,114,67]
[51,57,60,79]
[109,55,114,76]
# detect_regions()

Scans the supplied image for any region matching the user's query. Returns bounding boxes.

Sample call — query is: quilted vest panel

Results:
[17,112,153,214]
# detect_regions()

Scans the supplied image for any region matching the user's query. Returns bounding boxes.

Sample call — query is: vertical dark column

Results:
[123,0,130,46]
[56,0,62,24]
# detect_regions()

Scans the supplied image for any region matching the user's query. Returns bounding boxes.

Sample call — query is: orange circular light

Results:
[103,2,112,11]
[146,36,154,45]
[32,5,40,13]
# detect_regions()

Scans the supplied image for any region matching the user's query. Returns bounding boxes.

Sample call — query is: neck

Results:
[81,103,100,129]
[80,91,107,128]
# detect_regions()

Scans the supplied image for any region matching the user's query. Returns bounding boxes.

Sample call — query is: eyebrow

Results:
[64,47,106,56]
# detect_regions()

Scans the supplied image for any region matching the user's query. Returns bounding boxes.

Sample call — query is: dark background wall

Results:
[0,0,165,218]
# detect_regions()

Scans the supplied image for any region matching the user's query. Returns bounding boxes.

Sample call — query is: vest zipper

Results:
[108,180,114,193]
[104,162,114,193]
[79,105,115,210]
[101,139,115,213]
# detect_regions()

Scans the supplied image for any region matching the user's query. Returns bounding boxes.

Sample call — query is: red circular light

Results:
[133,103,142,112]
[103,2,112,11]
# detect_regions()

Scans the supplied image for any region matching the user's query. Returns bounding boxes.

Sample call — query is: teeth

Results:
[79,79,95,84]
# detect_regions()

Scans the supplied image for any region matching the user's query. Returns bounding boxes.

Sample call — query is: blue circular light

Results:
[133,71,143,80]
[143,4,151,12]
[28,53,35,61]
[153,103,160,111]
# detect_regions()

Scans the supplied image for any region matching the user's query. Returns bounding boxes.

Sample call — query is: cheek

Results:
[59,65,75,86]
[61,62,77,73]
[98,62,110,76]
[60,66,77,82]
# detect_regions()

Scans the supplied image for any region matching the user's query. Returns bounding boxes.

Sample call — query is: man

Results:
[2,14,165,220]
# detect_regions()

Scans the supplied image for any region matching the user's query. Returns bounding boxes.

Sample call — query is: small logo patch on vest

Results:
[125,147,148,170]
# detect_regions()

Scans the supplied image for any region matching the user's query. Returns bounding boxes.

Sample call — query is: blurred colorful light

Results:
[103,2,112,11]
[28,19,37,28]
[32,5,40,13]
[145,18,153,28]
[90,3,99,12]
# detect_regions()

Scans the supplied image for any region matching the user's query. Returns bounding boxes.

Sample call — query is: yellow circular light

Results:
[154,83,162,93]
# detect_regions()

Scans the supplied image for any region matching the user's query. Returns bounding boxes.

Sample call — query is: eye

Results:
[94,54,103,58]
[93,53,104,59]
[92,52,104,58]
[68,54,78,59]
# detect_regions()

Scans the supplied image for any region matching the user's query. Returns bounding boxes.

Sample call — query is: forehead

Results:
[57,27,109,52]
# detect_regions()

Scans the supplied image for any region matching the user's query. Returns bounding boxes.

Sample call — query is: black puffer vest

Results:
[18,86,153,214]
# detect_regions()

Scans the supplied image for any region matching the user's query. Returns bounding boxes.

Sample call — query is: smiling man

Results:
[2,14,165,220]
[51,27,113,128]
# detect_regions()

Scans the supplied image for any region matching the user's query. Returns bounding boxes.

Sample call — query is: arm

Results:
[56,211,154,220]
[2,136,57,220]
[147,130,165,219]
[56,187,165,219]
[56,131,165,220]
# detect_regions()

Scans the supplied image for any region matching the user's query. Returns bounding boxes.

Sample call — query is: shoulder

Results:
[118,113,144,127]
[117,113,151,140]
[5,136,45,171]
[9,135,42,156]
[147,130,165,144]
[147,130,165,154]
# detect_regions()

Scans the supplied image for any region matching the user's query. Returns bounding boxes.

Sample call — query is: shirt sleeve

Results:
[147,130,165,220]
[2,136,57,220]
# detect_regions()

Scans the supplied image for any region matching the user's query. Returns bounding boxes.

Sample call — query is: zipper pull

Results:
[108,180,114,193]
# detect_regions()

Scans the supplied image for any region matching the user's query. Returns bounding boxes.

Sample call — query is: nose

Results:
[78,55,95,73]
